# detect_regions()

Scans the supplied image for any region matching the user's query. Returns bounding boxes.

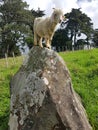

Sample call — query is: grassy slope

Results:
[0,56,23,130]
[0,49,98,130]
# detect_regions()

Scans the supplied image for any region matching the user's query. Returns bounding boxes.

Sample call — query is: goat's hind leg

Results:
[34,32,38,46]
[34,33,43,48]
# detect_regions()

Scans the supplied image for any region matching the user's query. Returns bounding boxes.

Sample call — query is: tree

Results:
[64,8,93,50]
[31,7,45,18]
[52,29,71,51]
[92,29,98,47]
[0,0,34,57]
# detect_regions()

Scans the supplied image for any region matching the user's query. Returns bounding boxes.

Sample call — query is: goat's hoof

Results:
[40,45,43,48]
[47,47,51,49]
[46,45,51,49]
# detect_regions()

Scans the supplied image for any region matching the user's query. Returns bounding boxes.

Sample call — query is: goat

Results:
[33,8,64,49]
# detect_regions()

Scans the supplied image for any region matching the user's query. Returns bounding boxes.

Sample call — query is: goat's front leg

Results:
[45,38,51,49]
[38,36,43,48]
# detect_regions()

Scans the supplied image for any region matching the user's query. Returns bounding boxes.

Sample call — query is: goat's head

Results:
[51,8,64,24]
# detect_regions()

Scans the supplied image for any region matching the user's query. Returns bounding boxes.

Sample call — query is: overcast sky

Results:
[24,0,98,29]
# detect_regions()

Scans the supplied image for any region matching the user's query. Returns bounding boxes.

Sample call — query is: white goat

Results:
[33,8,64,49]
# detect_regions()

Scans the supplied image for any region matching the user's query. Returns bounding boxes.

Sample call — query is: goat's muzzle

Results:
[59,15,65,23]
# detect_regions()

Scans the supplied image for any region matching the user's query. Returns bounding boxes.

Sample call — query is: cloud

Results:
[25,0,98,28]
[52,0,78,12]
[77,0,98,28]
[25,0,79,14]
[24,0,51,10]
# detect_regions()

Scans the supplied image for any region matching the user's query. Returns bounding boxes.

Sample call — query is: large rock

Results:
[8,46,92,130]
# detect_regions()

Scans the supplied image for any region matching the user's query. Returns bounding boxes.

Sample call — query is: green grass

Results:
[0,49,98,130]
[0,56,23,130]
[60,49,98,130]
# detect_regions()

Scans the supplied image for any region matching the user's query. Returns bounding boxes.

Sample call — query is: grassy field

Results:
[0,49,98,130]
[0,56,23,130]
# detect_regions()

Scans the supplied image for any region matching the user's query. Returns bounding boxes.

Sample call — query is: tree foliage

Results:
[0,1,46,57]
[52,29,72,51]
[92,29,98,47]
[31,7,45,18]
[64,8,94,49]
[0,0,33,57]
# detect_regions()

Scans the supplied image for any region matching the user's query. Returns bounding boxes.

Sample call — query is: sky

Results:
[24,0,98,29]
